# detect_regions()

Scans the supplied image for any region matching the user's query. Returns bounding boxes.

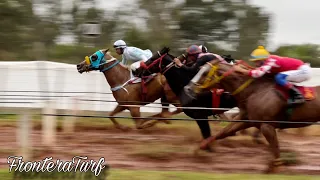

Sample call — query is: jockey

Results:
[234,45,312,105]
[183,45,208,66]
[174,45,223,76]
[113,40,152,74]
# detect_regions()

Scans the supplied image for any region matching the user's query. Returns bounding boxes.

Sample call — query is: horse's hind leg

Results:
[260,123,282,174]
[228,113,263,144]
[109,105,131,131]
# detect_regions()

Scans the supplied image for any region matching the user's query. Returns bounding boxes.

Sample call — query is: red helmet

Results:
[186,45,202,55]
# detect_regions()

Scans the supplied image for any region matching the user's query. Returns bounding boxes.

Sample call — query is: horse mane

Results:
[118,61,129,70]
[167,53,175,59]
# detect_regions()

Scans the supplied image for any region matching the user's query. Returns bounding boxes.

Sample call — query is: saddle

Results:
[275,85,317,102]
[128,69,157,101]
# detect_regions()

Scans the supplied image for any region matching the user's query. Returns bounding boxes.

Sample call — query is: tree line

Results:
[0,0,319,67]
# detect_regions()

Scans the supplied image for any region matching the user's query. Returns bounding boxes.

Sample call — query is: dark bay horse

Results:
[76,49,182,130]
[184,59,320,173]
[136,47,238,151]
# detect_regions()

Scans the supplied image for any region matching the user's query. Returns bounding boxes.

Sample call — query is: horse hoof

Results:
[192,147,202,156]
[116,125,131,131]
[264,159,284,174]
[264,166,283,174]
[253,138,265,145]
[192,146,214,157]
[193,144,214,155]
[205,146,215,153]
[199,139,211,150]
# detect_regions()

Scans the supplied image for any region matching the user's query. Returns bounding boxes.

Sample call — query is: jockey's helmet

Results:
[113,40,127,49]
[249,46,270,61]
[186,45,202,56]
[199,45,208,53]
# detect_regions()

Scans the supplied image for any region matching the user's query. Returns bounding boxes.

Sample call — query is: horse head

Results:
[183,59,235,99]
[136,47,185,77]
[76,48,119,74]
[222,55,235,64]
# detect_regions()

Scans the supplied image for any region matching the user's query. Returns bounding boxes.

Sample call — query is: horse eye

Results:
[91,55,98,61]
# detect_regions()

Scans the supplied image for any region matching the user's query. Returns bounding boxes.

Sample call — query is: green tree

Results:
[66,0,117,47]
[274,44,320,67]
[32,0,62,59]
[123,27,151,50]
[0,0,35,59]
[170,0,270,58]
[176,0,237,47]
[137,0,177,52]
[234,1,270,59]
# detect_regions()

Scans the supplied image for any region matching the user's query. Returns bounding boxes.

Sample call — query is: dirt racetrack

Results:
[0,119,320,175]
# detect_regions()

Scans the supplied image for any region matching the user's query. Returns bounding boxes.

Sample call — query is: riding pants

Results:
[275,63,312,88]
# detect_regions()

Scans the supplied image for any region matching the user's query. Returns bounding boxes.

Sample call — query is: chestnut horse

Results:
[76,49,182,130]
[184,59,320,173]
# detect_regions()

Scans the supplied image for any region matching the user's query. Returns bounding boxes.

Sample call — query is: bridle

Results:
[140,51,181,74]
[84,50,120,73]
[197,60,255,95]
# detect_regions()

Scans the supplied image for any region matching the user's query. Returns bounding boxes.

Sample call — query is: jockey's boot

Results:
[288,86,305,105]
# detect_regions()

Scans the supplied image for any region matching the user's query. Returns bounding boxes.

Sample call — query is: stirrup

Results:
[288,98,305,105]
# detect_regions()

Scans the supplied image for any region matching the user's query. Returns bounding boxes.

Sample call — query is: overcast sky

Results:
[93,0,319,50]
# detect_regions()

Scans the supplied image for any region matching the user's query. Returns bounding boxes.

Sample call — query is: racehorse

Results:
[183,59,320,173]
[136,47,239,151]
[76,49,182,130]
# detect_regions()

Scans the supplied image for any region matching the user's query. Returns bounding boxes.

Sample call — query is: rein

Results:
[100,60,120,72]
[200,61,255,95]
[140,52,167,72]
[140,51,185,75]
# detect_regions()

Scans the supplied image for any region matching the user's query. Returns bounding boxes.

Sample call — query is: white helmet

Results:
[113,40,127,49]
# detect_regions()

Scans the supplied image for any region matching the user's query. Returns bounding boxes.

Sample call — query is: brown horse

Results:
[76,49,182,130]
[183,60,320,173]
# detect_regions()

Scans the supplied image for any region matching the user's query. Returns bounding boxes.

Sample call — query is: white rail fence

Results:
[2,61,320,158]
[0,61,175,113]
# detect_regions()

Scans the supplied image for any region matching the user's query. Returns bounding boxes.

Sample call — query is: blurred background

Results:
[1,0,320,65]
[1,0,320,179]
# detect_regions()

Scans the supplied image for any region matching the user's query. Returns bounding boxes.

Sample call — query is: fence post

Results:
[17,110,32,160]
[42,100,56,146]
[63,97,78,133]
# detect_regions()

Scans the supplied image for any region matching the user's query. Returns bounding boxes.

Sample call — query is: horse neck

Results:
[219,72,274,102]
[164,66,193,95]
[102,62,131,88]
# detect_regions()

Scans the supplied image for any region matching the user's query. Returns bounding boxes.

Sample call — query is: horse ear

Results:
[162,46,170,54]
[102,49,109,55]
[160,47,167,55]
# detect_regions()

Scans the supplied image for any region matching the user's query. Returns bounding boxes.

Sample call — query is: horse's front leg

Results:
[198,111,251,150]
[109,105,131,131]
[129,107,164,129]
[128,107,146,129]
